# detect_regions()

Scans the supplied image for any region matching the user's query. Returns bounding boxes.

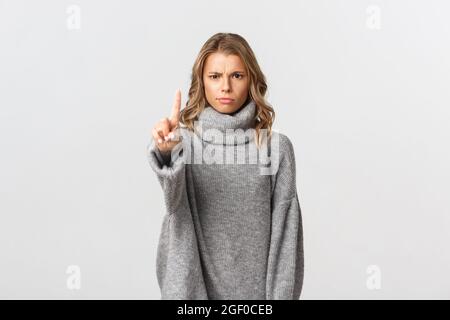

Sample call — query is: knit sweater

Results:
[146,99,304,300]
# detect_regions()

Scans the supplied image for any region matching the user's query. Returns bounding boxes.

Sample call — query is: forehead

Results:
[204,52,245,70]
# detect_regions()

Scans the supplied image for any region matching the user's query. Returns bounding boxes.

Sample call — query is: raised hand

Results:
[151,89,182,154]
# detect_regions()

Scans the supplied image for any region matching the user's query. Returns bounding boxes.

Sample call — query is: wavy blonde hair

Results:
[179,32,275,148]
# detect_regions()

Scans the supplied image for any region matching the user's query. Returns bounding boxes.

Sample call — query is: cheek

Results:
[237,80,249,92]
[209,84,222,95]
[203,82,212,94]
[204,80,216,91]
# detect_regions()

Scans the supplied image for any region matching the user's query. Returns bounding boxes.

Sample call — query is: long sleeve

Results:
[147,138,187,216]
[146,136,208,299]
[266,133,304,300]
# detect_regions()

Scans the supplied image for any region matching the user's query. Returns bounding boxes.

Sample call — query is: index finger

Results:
[169,89,181,126]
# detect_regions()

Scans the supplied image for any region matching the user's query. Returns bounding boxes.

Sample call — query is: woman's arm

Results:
[147,138,187,216]
[147,135,209,299]
[266,133,304,300]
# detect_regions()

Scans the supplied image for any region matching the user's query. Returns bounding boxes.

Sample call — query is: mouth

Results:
[217,98,235,104]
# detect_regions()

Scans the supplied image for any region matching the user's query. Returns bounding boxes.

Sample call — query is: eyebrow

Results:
[207,71,246,74]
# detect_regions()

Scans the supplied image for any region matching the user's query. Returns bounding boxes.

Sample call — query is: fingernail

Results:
[169,132,175,139]
[158,138,163,143]
[164,136,169,141]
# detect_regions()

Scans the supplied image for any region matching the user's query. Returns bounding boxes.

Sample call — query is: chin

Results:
[214,107,231,114]
[216,106,241,115]
[210,103,229,113]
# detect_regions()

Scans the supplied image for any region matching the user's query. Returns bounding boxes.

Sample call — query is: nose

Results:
[221,77,231,93]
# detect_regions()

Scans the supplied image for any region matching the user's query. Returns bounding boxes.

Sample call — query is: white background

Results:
[1,0,449,299]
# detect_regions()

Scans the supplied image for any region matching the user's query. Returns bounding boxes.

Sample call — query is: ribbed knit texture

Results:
[146,99,304,300]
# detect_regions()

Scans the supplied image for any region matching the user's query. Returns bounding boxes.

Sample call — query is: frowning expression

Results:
[203,52,250,114]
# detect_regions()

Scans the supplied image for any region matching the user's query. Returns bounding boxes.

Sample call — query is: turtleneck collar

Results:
[194,99,257,145]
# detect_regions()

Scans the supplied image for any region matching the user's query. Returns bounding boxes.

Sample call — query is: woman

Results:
[147,32,304,300]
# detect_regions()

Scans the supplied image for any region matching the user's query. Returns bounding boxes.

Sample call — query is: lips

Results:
[218,98,234,103]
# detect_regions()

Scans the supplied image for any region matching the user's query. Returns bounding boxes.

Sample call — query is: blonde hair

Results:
[179,32,275,148]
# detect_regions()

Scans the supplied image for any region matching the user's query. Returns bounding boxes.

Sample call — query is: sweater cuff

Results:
[155,148,172,165]
[147,139,184,176]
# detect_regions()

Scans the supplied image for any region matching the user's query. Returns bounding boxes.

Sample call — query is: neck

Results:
[194,99,257,145]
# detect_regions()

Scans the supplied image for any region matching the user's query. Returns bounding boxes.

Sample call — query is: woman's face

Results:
[202,52,250,114]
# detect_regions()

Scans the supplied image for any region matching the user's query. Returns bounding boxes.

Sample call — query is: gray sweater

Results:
[146,99,304,300]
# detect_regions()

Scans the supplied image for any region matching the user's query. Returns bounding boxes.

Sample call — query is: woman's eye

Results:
[209,74,243,79]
